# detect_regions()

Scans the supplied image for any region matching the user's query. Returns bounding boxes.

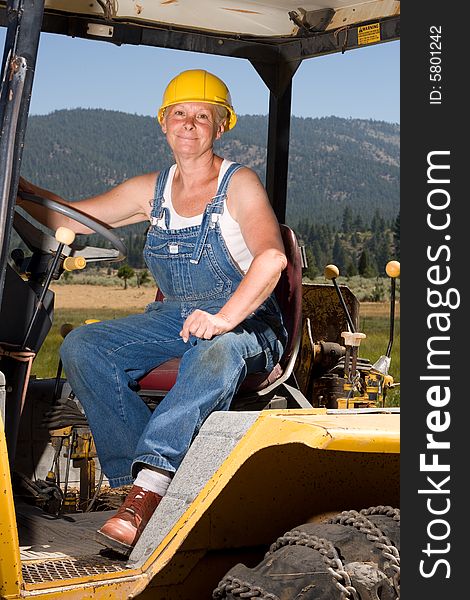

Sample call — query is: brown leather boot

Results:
[96,485,162,555]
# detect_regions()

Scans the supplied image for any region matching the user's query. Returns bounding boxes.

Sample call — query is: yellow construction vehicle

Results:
[0,2,400,598]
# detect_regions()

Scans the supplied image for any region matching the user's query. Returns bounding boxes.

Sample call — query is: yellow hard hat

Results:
[158,69,237,130]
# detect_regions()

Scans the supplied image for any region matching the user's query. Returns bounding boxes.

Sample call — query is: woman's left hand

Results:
[180,309,232,342]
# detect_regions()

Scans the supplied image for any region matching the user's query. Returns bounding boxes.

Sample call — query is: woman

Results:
[17,69,287,555]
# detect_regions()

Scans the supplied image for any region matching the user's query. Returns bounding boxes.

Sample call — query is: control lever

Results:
[324,264,356,333]
[371,260,400,376]
[63,256,86,272]
[341,330,366,383]
[324,264,366,406]
[21,227,76,349]
[385,260,400,358]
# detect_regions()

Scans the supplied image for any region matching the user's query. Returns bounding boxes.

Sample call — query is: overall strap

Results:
[190,162,244,264]
[150,167,172,229]
[213,162,244,204]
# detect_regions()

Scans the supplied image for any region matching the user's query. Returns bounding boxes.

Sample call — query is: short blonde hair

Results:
[213,105,229,127]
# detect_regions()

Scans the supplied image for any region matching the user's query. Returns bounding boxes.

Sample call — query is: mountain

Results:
[21,108,399,228]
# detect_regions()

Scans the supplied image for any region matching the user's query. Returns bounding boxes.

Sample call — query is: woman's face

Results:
[161,102,225,157]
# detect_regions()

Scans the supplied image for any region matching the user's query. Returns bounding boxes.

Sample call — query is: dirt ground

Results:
[360,301,400,317]
[50,284,398,317]
[50,284,157,311]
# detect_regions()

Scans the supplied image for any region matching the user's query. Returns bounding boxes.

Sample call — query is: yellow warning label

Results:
[358,22,381,45]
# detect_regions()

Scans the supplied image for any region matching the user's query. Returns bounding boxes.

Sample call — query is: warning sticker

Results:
[358,22,381,45]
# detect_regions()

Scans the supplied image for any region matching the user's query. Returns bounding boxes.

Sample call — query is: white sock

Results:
[134,467,172,497]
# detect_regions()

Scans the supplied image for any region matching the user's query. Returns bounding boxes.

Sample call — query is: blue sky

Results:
[2,30,399,123]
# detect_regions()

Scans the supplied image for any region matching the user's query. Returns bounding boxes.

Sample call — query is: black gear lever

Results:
[324,264,356,333]
[21,227,76,350]
[371,260,400,376]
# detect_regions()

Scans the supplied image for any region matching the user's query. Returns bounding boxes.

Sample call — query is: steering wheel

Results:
[16,191,127,263]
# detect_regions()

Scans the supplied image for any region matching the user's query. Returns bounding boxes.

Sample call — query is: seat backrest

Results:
[274,224,303,372]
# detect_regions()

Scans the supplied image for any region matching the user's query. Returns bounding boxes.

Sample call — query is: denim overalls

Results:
[60,162,286,487]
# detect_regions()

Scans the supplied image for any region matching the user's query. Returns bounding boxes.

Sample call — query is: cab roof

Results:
[1,1,399,66]
[41,0,400,39]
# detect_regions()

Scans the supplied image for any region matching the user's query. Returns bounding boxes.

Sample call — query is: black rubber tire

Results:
[213,505,400,600]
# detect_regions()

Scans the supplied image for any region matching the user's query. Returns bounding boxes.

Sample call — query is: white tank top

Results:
[160,159,254,273]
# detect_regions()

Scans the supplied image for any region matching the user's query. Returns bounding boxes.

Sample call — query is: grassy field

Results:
[32,307,132,379]
[32,288,400,407]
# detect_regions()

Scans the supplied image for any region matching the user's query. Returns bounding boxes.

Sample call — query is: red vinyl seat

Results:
[137,224,305,406]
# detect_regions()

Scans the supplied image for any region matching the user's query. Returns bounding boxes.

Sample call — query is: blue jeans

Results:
[60,299,283,487]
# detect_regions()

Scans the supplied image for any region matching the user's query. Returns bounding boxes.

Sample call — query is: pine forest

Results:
[20,109,400,277]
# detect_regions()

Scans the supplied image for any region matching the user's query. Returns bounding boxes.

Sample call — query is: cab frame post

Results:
[250,58,300,223]
[0,0,45,308]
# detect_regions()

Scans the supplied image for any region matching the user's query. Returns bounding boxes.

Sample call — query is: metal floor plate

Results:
[22,555,127,584]
[16,502,129,584]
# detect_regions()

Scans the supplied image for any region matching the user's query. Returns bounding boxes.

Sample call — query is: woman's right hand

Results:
[179,309,234,342]
[15,176,74,231]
